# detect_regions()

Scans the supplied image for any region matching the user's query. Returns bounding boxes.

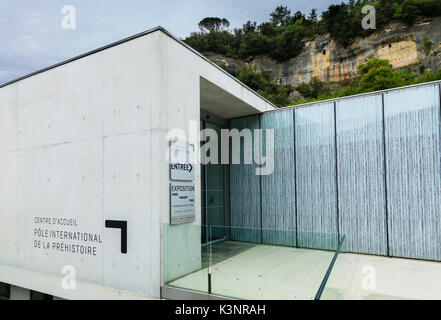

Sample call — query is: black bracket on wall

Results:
[105,220,127,254]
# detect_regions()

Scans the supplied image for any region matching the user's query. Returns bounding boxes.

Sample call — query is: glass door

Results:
[201,120,227,244]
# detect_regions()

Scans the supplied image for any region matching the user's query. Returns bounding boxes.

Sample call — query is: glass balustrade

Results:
[163,223,345,300]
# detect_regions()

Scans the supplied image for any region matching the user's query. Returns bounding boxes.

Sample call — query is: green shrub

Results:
[423,36,434,54]
[296,77,326,99]
[357,59,391,74]
[234,66,292,107]
[289,59,441,107]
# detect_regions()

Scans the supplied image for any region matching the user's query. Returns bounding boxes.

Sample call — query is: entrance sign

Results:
[170,140,195,181]
[170,182,195,224]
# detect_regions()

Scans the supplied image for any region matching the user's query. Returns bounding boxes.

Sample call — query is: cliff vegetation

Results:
[184,1,441,107]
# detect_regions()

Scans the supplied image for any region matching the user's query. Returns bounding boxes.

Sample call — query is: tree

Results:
[376,0,396,26]
[198,17,230,33]
[393,0,421,25]
[308,8,318,22]
[270,6,291,26]
[292,10,305,22]
[242,21,257,34]
[258,22,277,37]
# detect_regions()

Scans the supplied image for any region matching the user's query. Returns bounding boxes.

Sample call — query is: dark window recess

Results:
[389,44,392,48]
[0,282,10,300]
[30,290,53,301]
[323,50,326,55]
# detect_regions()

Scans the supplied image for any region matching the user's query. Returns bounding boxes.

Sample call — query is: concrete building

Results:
[1,27,441,300]
[0,27,275,300]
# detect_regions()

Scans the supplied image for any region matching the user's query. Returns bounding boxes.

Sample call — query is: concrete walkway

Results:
[168,241,441,300]
[324,253,441,300]
[169,242,335,300]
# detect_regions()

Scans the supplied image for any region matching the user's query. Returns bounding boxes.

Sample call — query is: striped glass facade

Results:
[230,115,262,243]
[384,85,441,261]
[261,110,296,247]
[295,102,338,250]
[229,82,441,260]
[336,94,388,255]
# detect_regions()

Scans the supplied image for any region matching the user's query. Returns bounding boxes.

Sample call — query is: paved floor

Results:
[201,241,257,268]
[324,253,441,300]
[169,241,335,300]
[168,241,441,300]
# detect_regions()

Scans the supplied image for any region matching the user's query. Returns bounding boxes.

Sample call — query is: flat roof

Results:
[267,79,441,113]
[0,26,277,109]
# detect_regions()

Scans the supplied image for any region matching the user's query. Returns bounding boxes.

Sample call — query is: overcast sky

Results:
[0,0,342,85]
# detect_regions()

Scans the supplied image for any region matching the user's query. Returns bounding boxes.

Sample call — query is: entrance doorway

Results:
[200,116,229,244]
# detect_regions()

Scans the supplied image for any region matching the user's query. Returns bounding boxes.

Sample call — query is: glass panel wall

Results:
[295,102,338,250]
[229,115,262,243]
[30,290,53,300]
[336,94,388,255]
[261,110,296,246]
[163,224,207,288]
[0,282,10,300]
[384,85,441,261]
[200,121,207,243]
[225,82,441,261]
[204,122,226,242]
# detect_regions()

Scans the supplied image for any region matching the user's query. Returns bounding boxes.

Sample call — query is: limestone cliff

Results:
[206,17,441,87]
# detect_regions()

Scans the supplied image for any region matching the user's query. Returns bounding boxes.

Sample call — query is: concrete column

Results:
[10,285,30,300]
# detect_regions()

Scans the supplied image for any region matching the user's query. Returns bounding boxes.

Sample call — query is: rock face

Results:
[204,53,247,74]
[205,17,441,87]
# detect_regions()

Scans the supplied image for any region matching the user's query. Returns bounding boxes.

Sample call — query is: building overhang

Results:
[200,77,270,119]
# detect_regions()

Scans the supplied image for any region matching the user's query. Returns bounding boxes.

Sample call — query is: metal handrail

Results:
[314,235,346,300]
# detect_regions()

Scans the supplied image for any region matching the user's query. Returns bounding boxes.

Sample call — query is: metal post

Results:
[293,110,299,248]
[382,93,391,257]
[208,226,212,294]
[333,102,340,239]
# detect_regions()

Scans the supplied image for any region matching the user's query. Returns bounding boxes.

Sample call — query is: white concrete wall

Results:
[0,28,272,299]
[0,31,165,299]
